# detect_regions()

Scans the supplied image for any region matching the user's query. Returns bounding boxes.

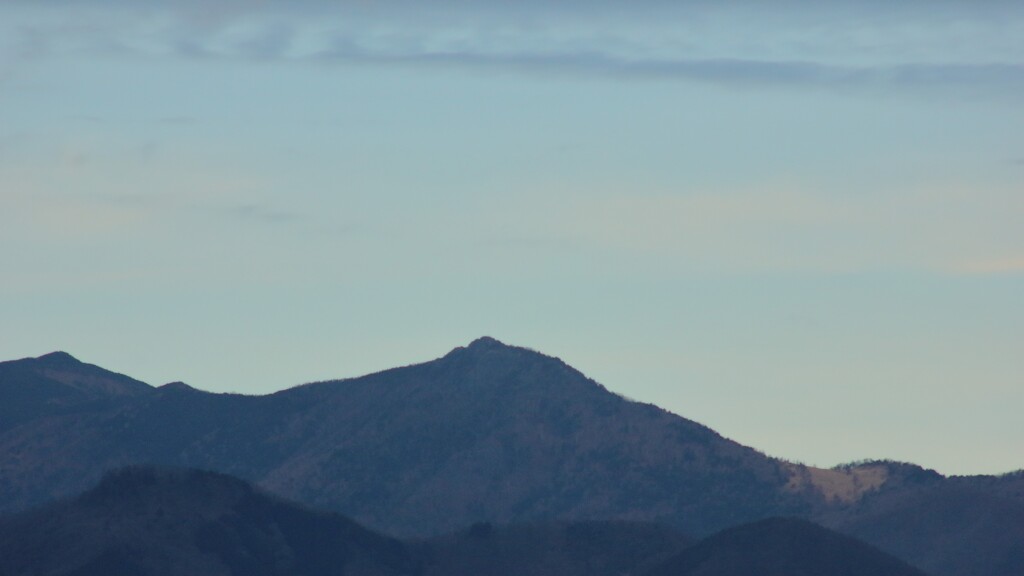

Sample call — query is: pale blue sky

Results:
[2,1,1022,475]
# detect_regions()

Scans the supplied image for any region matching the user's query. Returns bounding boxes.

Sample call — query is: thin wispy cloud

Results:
[3,2,1023,97]
[308,43,1024,95]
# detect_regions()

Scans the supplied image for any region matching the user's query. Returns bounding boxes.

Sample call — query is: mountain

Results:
[0,338,808,536]
[0,466,419,576]
[643,517,928,576]
[0,338,1020,576]
[0,351,150,432]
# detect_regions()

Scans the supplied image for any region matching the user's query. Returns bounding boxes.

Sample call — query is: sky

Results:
[1,0,1022,476]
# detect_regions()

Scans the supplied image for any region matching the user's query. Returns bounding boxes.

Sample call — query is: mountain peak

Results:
[158,381,196,392]
[445,336,557,367]
[442,336,521,360]
[0,351,153,400]
[466,336,506,350]
[36,351,80,365]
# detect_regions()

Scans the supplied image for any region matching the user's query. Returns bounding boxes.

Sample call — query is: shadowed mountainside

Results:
[0,467,690,576]
[0,338,807,536]
[0,466,419,576]
[0,467,925,576]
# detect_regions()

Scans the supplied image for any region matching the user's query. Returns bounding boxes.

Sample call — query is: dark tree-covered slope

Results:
[0,467,420,576]
[0,466,696,576]
[644,517,928,576]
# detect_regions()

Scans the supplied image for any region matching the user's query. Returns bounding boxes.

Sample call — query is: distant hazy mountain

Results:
[0,338,1020,576]
[0,466,419,576]
[644,517,927,576]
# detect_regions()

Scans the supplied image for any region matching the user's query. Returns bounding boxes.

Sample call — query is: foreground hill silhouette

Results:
[0,467,692,576]
[0,467,418,576]
[0,338,1020,576]
[643,517,927,576]
[0,467,924,576]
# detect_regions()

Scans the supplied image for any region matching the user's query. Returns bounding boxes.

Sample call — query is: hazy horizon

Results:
[2,1,1022,476]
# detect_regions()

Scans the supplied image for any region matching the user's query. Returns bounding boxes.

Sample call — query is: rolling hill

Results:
[0,466,418,576]
[643,516,927,576]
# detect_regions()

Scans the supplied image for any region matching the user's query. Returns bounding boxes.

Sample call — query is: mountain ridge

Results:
[0,338,1020,576]
[0,338,803,535]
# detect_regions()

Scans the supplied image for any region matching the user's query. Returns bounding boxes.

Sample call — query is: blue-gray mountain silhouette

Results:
[0,338,1020,576]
